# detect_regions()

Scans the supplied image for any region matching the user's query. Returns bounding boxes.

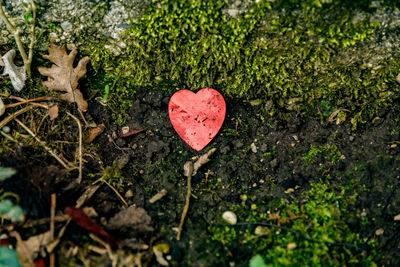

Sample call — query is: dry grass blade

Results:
[177,161,194,240]
[66,112,83,184]
[0,105,33,129]
[50,193,56,267]
[14,118,73,169]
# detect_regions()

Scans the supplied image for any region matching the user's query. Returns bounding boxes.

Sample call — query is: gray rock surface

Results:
[0,0,151,53]
[1,0,400,61]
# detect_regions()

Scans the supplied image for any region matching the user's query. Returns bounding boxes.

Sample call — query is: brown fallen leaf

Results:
[48,104,59,120]
[85,123,105,143]
[190,148,217,176]
[10,231,52,266]
[38,43,90,111]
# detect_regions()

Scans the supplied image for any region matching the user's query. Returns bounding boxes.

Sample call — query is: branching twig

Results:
[15,118,73,169]
[66,112,83,184]
[177,161,194,240]
[0,0,36,77]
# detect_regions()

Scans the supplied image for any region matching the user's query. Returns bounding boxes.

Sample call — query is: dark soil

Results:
[2,86,400,265]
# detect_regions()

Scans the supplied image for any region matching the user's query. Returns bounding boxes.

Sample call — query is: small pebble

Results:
[285,188,295,194]
[251,143,257,153]
[222,211,237,225]
[122,126,129,135]
[287,243,297,250]
[125,189,134,198]
[254,226,269,236]
[2,126,10,133]
[394,214,400,221]
[375,228,384,236]
[360,209,367,217]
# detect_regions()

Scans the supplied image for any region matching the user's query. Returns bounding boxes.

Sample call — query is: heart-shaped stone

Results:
[169,88,226,151]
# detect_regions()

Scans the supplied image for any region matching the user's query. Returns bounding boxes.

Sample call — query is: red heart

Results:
[169,88,226,151]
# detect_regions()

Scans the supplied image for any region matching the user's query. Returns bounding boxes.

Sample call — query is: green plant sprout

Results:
[103,84,110,102]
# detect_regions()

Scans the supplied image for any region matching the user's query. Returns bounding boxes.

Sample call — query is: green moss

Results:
[98,163,125,190]
[87,0,400,127]
[210,181,379,266]
[303,144,342,166]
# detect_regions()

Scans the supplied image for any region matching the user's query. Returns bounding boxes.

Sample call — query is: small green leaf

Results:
[0,167,16,181]
[0,200,25,222]
[250,255,270,267]
[0,247,21,267]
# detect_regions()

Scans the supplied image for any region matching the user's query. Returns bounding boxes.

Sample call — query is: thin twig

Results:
[0,0,36,77]
[66,112,83,184]
[78,108,89,127]
[0,93,56,102]
[27,0,36,76]
[0,0,27,68]
[20,215,69,228]
[0,93,54,109]
[50,193,56,267]
[0,105,33,129]
[102,179,128,207]
[177,161,194,240]
[5,96,53,108]
[14,118,73,169]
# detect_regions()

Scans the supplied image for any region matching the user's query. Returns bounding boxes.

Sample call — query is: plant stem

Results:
[0,0,36,77]
[177,161,194,240]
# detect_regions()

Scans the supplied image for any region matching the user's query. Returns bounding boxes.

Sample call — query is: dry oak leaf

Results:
[38,43,89,111]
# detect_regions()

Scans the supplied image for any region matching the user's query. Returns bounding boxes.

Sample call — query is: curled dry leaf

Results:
[190,148,217,176]
[85,123,105,143]
[38,43,89,111]
[48,105,59,120]
[1,49,26,91]
[10,231,52,266]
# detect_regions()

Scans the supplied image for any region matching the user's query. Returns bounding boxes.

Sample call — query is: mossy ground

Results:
[1,0,400,266]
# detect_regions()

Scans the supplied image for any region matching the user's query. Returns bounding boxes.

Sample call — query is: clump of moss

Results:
[303,144,342,166]
[209,181,379,265]
[89,0,399,127]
